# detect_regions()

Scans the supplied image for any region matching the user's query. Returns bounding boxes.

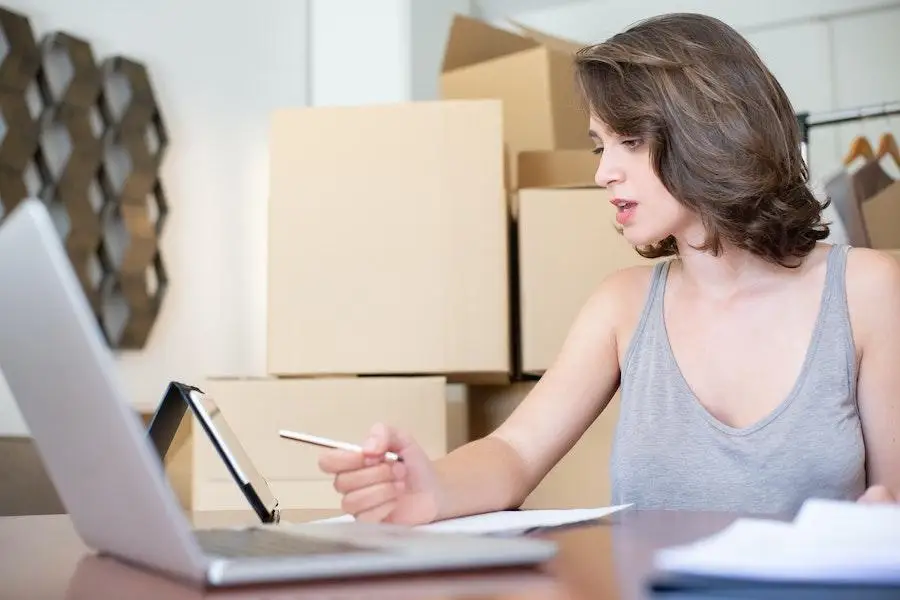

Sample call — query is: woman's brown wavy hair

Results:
[574,13,830,267]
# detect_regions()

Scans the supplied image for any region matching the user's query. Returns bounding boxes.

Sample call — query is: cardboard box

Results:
[174,377,449,511]
[517,149,598,191]
[267,100,510,381]
[468,382,620,509]
[517,187,655,375]
[512,148,598,216]
[440,15,592,186]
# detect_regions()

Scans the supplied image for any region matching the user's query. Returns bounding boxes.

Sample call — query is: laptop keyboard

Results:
[196,528,373,558]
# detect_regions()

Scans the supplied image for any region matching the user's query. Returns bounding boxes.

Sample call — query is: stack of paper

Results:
[310,504,632,536]
[654,498,900,585]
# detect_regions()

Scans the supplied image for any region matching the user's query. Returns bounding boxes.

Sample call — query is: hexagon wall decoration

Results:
[0,5,170,351]
[0,7,40,92]
[94,54,169,349]
[0,7,42,220]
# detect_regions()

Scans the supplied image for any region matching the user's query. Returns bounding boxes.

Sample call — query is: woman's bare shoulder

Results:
[609,261,661,290]
[576,261,661,336]
[839,246,900,365]
[845,247,900,331]
[845,246,900,287]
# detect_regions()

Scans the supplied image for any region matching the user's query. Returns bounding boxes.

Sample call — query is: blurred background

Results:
[2,0,898,516]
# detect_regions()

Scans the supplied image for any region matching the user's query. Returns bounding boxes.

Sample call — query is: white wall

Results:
[0,0,310,434]
[410,0,473,100]
[507,0,900,43]
[309,0,471,105]
[825,6,900,180]
[310,0,410,105]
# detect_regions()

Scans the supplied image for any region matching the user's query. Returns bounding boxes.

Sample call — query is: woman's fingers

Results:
[341,480,406,516]
[318,448,367,474]
[318,424,416,473]
[362,422,407,458]
[333,461,402,494]
[355,499,399,524]
[858,485,896,503]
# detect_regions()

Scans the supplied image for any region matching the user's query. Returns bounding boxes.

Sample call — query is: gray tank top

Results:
[610,244,867,516]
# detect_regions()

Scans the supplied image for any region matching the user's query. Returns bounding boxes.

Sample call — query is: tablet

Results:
[146,381,280,524]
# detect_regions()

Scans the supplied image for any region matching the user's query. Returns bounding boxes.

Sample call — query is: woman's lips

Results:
[611,198,637,225]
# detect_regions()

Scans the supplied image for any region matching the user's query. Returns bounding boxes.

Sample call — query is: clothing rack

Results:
[796,101,900,164]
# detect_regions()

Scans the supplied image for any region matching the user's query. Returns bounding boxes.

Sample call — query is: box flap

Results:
[442,14,539,72]
[507,20,585,55]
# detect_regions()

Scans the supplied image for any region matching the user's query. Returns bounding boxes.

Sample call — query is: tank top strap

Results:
[820,243,857,381]
[621,259,672,372]
[824,243,851,311]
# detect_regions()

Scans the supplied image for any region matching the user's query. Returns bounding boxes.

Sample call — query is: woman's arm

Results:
[431,267,649,520]
[847,248,900,502]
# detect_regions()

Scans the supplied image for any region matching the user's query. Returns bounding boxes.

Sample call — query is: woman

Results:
[318,12,900,523]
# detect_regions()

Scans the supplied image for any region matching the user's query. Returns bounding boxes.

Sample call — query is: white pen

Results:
[278,429,403,462]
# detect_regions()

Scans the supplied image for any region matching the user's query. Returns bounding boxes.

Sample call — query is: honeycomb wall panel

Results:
[0,6,170,350]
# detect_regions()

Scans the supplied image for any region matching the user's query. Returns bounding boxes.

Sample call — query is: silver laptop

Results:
[0,199,557,587]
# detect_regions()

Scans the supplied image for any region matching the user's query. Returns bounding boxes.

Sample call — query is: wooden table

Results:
[0,508,742,599]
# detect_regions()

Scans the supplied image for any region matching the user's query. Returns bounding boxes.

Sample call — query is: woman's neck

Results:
[671,236,804,301]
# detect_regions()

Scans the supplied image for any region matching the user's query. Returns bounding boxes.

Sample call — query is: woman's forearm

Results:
[431,435,533,521]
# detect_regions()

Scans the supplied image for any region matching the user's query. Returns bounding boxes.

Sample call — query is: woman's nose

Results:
[594,156,623,188]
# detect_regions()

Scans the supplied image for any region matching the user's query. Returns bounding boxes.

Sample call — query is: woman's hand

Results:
[318,423,443,525]
[857,485,898,504]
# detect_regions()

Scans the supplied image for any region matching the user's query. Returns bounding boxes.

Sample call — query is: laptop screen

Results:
[147,382,280,523]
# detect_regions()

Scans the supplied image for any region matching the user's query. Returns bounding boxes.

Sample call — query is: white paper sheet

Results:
[654,498,900,584]
[310,504,632,536]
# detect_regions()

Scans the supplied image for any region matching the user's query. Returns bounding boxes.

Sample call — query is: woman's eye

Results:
[622,138,643,149]
[591,147,604,155]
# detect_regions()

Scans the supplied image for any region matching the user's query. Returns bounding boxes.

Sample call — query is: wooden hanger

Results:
[876,132,900,169]
[844,135,875,165]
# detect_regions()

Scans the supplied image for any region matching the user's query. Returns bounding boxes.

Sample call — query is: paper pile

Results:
[654,498,900,585]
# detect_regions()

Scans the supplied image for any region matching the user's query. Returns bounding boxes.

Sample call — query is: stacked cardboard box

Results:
[266,100,510,382]
[514,152,657,374]
[167,15,656,513]
[439,17,590,190]
[443,19,657,508]
[265,16,595,383]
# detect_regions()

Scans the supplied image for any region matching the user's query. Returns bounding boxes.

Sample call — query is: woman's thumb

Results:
[363,423,430,474]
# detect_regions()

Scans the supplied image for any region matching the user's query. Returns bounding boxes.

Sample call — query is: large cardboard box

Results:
[168,377,449,511]
[267,100,510,381]
[468,382,620,509]
[517,187,654,375]
[440,15,592,186]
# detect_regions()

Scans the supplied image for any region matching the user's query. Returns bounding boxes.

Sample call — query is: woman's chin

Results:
[623,228,672,250]
[621,227,653,247]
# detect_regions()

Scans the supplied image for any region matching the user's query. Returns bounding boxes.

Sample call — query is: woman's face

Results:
[589,116,701,248]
